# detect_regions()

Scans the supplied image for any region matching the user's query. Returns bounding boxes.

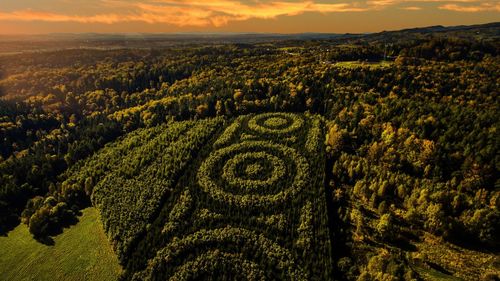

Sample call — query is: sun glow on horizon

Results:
[0,0,498,34]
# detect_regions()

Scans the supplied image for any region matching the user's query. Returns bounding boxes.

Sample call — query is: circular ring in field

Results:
[197,141,310,209]
[222,151,286,191]
[170,250,265,281]
[132,226,307,281]
[247,112,305,135]
[264,116,288,128]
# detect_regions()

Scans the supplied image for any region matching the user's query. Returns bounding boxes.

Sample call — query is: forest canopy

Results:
[0,24,499,280]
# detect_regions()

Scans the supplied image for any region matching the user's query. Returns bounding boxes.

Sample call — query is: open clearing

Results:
[0,207,121,281]
[333,60,393,68]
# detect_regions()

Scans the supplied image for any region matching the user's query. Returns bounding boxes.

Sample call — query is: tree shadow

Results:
[0,214,20,237]
[392,236,418,252]
[35,235,55,246]
[447,235,500,254]
[325,157,353,280]
[427,261,453,275]
[32,210,82,246]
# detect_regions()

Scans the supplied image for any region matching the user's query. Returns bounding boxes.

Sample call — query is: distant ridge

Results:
[380,22,500,34]
[0,22,498,40]
[0,22,497,54]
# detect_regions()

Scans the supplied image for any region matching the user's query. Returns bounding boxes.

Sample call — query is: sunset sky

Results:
[0,0,498,34]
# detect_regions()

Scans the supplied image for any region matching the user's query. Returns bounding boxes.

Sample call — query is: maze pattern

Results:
[128,113,333,281]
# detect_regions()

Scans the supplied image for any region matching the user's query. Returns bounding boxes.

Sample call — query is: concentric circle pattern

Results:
[222,151,286,191]
[132,226,307,281]
[169,250,265,281]
[247,112,305,135]
[244,163,264,177]
[129,113,332,281]
[263,117,288,128]
[197,141,310,208]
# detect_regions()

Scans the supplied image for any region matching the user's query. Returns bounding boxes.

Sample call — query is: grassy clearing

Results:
[333,60,393,69]
[412,233,500,281]
[413,266,463,281]
[0,207,121,281]
[278,46,305,51]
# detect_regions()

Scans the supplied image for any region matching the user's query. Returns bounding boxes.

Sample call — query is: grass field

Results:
[333,60,393,69]
[413,233,500,280]
[0,207,121,281]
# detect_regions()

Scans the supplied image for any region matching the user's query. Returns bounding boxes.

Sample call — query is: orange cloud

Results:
[0,10,125,24]
[0,0,497,28]
[137,0,369,23]
[0,1,370,27]
[439,2,500,12]
[400,6,422,10]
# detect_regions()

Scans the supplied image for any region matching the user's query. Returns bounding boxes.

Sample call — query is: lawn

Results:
[0,207,121,281]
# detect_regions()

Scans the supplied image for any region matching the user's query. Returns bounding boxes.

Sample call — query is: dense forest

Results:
[0,23,499,280]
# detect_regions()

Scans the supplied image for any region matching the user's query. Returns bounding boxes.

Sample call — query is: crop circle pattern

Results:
[198,141,310,208]
[169,250,266,281]
[132,226,307,281]
[263,117,288,128]
[222,151,286,191]
[247,112,305,135]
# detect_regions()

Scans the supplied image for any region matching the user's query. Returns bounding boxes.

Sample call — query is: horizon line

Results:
[0,21,498,37]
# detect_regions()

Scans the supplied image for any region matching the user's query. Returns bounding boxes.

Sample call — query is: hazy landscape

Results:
[0,2,499,280]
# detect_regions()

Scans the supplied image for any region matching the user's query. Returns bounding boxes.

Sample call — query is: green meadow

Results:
[0,208,121,281]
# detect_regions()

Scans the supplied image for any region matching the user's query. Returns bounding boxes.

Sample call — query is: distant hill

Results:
[354,22,500,43]
[0,22,497,54]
